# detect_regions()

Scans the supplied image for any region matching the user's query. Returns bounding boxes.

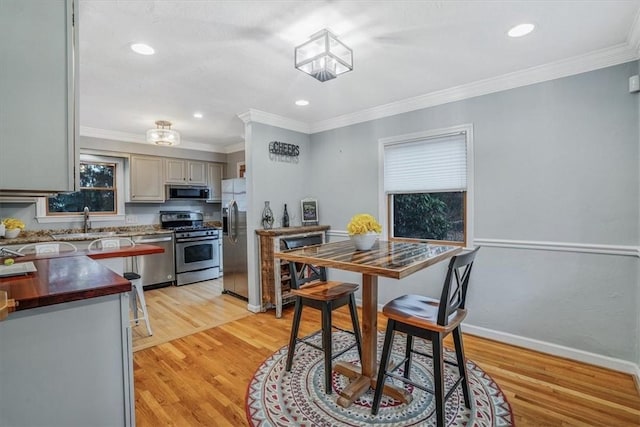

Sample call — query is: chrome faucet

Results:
[83,206,91,233]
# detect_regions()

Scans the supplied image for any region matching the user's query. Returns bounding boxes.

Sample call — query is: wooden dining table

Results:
[275,238,461,407]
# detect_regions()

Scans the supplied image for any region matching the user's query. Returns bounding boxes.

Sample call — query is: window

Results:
[36,154,126,223]
[48,161,116,214]
[381,125,473,246]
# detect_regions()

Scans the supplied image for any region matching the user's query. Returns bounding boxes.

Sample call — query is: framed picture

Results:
[301,199,318,225]
[237,161,246,178]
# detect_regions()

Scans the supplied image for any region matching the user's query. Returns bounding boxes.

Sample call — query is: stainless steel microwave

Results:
[166,186,210,200]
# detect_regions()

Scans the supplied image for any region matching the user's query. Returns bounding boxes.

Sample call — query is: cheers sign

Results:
[269,141,300,158]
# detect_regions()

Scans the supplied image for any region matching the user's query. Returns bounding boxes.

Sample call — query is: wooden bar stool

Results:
[285,261,363,394]
[371,247,480,426]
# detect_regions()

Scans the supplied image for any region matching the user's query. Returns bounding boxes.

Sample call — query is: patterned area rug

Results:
[246,331,513,426]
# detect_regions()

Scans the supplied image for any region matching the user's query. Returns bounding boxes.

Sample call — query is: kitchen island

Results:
[0,245,163,427]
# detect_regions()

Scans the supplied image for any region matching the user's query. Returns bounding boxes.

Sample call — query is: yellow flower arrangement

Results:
[2,218,25,230]
[347,214,382,235]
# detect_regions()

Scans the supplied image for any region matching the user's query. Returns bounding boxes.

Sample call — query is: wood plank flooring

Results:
[131,280,252,352]
[133,301,640,426]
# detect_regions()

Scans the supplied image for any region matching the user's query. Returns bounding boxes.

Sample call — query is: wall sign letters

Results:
[269,141,300,162]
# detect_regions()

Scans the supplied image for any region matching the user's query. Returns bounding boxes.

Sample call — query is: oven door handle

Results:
[177,236,219,243]
[136,237,173,244]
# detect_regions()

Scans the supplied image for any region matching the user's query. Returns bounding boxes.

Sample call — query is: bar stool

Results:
[371,247,480,426]
[88,238,152,336]
[18,241,78,254]
[285,261,362,394]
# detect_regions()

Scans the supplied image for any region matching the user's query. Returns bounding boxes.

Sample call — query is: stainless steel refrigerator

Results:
[221,178,248,299]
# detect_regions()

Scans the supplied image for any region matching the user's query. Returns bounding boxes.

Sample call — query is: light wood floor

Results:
[131,280,252,352]
[133,301,640,426]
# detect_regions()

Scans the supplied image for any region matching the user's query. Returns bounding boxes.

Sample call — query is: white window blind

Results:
[384,133,467,193]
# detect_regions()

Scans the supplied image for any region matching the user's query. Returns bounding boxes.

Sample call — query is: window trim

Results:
[36,154,126,223]
[378,124,474,248]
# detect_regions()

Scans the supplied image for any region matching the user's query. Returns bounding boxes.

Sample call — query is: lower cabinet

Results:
[0,293,135,426]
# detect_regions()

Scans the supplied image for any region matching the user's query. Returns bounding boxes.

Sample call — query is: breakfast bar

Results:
[0,244,163,427]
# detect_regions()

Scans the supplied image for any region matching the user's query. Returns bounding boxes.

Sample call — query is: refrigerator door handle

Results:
[229,200,238,243]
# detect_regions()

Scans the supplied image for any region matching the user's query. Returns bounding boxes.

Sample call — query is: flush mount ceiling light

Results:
[508,23,535,38]
[295,99,309,106]
[193,112,203,118]
[294,29,353,82]
[130,43,155,55]
[146,120,180,146]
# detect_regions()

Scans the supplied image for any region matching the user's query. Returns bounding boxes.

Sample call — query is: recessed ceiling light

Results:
[295,99,309,106]
[130,43,155,55]
[193,112,203,119]
[507,23,535,38]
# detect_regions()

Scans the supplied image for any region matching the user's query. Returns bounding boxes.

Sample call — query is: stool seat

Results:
[123,272,141,281]
[383,294,467,333]
[291,280,359,301]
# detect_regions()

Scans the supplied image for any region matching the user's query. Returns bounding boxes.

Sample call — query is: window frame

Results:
[378,124,474,248]
[46,160,118,215]
[36,154,126,223]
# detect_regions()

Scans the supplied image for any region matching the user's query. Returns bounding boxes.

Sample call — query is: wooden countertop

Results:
[255,225,329,236]
[0,244,164,314]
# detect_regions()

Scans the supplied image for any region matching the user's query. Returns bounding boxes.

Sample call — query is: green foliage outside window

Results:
[48,162,116,213]
[393,192,464,242]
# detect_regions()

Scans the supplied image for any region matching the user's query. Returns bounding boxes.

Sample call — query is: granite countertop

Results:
[0,221,222,245]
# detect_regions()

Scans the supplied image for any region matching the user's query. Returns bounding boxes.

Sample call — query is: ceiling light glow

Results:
[193,112,203,118]
[130,43,155,55]
[295,100,309,106]
[507,23,535,38]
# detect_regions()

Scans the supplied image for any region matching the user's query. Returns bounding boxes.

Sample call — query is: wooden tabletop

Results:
[275,239,462,279]
[0,244,164,314]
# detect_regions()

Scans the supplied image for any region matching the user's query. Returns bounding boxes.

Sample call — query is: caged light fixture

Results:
[146,120,180,146]
[294,29,353,82]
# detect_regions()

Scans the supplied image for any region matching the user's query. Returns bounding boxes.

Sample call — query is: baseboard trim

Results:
[247,303,262,313]
[461,324,640,378]
[355,297,639,381]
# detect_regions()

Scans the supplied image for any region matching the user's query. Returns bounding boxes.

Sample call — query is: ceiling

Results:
[79,0,640,153]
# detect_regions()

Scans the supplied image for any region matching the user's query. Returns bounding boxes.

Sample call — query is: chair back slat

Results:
[288,262,327,290]
[437,247,480,326]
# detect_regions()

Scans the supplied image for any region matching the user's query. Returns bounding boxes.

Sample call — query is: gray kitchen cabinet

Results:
[0,0,78,193]
[129,155,165,202]
[207,162,223,202]
[0,294,135,427]
[165,159,207,185]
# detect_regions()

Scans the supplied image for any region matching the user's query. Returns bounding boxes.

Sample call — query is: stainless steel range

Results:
[160,211,222,286]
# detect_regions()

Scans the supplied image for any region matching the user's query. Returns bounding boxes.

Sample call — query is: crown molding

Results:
[309,43,639,134]
[628,7,640,53]
[79,126,228,153]
[237,109,310,134]
[224,142,246,154]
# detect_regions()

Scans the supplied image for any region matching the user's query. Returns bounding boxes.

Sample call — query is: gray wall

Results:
[225,150,245,179]
[304,61,639,362]
[245,123,312,309]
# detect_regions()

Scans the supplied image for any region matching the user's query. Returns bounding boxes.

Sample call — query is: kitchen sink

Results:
[50,231,119,240]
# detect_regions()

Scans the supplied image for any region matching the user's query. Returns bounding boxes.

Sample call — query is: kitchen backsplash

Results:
[0,200,221,231]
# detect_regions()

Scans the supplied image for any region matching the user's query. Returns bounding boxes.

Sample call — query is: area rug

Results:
[246,331,513,426]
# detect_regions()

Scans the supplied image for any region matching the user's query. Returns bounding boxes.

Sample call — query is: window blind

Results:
[384,133,467,193]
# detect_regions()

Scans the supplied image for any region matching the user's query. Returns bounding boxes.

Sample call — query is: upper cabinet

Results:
[0,0,78,193]
[207,163,223,202]
[164,159,206,185]
[130,156,165,202]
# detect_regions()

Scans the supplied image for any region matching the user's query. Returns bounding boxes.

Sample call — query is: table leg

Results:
[336,274,377,407]
[336,274,411,408]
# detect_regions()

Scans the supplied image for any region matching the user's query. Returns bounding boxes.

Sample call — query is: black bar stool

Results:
[371,247,480,426]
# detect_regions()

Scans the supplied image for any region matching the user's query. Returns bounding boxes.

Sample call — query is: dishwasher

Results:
[129,233,175,289]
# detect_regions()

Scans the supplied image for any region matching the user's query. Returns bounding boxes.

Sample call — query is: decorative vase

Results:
[350,232,378,251]
[261,201,274,229]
